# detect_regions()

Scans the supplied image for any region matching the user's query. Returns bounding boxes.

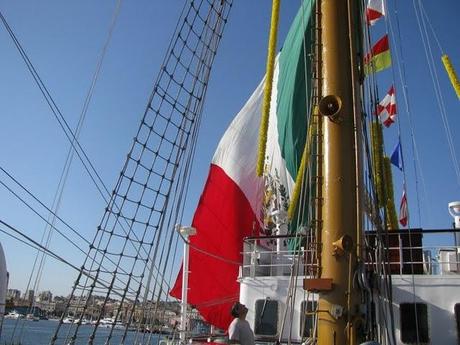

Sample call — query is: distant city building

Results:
[53,295,65,302]
[7,289,20,301]
[4,288,187,325]
[26,289,34,306]
[37,290,53,302]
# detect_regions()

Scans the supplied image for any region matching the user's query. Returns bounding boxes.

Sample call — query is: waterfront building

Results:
[26,289,34,306]
[7,288,20,301]
[37,290,53,302]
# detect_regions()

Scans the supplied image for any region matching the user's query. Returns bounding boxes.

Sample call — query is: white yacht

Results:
[62,316,74,324]
[25,313,39,321]
[4,310,24,319]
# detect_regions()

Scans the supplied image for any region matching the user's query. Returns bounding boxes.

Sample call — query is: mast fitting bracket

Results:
[303,278,333,292]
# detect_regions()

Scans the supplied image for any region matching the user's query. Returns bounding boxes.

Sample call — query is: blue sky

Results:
[0,0,459,296]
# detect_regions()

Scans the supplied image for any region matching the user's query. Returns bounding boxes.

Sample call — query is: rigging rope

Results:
[417,2,460,100]
[278,1,318,342]
[388,0,425,228]
[135,10,231,343]
[0,2,224,342]
[0,8,157,282]
[48,1,233,344]
[0,220,132,296]
[0,9,146,253]
[0,167,165,303]
[361,4,399,343]
[17,4,124,341]
[0,10,110,204]
[413,0,460,189]
[0,177,156,294]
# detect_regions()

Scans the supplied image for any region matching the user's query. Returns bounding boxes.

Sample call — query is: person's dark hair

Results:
[231,302,240,318]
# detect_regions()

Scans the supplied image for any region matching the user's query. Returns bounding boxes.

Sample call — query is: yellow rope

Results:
[256,0,281,176]
[442,54,460,99]
[287,110,315,220]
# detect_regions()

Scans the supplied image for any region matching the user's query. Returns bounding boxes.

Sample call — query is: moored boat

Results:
[4,310,24,319]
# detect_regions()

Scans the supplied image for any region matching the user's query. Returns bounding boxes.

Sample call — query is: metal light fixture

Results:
[448,201,460,229]
[176,224,197,343]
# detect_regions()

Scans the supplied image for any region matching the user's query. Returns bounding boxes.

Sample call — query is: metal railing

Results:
[241,230,460,277]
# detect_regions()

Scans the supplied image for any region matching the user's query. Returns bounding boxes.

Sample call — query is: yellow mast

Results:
[316,0,362,343]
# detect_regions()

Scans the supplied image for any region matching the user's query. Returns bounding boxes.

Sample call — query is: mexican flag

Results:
[170,1,313,330]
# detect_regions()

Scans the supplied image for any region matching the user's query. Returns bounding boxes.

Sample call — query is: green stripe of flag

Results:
[276,0,314,180]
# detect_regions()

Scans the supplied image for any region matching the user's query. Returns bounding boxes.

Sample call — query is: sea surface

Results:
[0,319,161,345]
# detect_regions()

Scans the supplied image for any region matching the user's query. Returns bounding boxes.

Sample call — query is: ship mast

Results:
[315,0,362,344]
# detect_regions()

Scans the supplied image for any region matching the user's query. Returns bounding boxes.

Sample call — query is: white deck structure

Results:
[238,231,460,345]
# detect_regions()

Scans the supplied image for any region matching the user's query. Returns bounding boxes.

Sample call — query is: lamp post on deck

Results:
[448,201,460,230]
[176,224,197,343]
[448,201,460,269]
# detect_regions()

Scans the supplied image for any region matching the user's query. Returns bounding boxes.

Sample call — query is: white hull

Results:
[390,275,460,345]
[240,275,310,343]
[239,235,460,345]
[239,274,460,345]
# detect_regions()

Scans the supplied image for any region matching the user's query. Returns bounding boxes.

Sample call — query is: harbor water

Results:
[1,319,162,345]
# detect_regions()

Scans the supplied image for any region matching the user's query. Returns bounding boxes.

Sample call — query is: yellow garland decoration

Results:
[371,122,385,208]
[256,0,281,176]
[442,54,460,100]
[383,157,398,230]
[287,110,316,221]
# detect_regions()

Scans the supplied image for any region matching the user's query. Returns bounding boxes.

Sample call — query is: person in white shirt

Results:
[228,302,255,345]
